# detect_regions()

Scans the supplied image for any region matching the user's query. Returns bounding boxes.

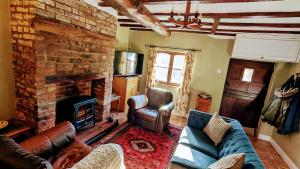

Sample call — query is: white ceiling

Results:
[145,0,300,13]
[95,0,300,36]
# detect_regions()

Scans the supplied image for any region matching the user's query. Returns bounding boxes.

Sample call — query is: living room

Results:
[0,0,300,169]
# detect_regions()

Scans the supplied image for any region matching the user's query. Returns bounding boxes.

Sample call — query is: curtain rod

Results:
[145,44,201,52]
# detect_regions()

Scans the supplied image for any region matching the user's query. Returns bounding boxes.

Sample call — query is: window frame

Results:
[154,51,186,86]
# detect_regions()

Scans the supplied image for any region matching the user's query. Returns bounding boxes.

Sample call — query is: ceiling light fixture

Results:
[169,0,202,30]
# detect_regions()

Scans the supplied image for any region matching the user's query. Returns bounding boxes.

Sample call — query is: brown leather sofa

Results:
[0,121,91,169]
[127,87,174,132]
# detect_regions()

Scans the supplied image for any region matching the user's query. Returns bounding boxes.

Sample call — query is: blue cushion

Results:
[171,144,217,169]
[179,126,218,159]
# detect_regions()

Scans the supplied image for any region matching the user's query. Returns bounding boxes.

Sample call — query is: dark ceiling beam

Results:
[118,19,213,26]
[130,28,236,36]
[127,25,300,34]
[118,19,300,28]
[140,0,280,3]
[219,22,300,28]
[151,12,300,18]
[100,0,170,36]
[120,23,212,30]
[120,24,146,28]
[120,24,210,29]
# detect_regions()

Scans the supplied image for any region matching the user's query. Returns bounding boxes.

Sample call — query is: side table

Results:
[0,119,32,142]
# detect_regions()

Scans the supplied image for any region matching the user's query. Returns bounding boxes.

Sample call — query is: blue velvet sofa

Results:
[170,110,264,169]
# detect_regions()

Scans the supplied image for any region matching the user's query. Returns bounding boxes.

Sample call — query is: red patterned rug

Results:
[91,123,182,169]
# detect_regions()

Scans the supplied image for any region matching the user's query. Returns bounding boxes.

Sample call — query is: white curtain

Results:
[174,51,195,116]
[145,47,157,93]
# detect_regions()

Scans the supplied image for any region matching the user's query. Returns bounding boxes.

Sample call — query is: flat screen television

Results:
[114,51,144,76]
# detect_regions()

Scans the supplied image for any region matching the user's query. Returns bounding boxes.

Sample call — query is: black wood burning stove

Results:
[56,95,97,131]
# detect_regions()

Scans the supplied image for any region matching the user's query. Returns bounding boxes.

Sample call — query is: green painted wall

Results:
[0,0,16,120]
[130,31,232,115]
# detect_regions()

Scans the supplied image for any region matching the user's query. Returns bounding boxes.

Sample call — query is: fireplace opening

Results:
[56,95,97,131]
[55,78,106,131]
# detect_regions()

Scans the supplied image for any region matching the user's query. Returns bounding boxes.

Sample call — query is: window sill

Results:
[156,82,180,88]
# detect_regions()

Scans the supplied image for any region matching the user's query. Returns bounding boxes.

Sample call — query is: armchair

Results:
[127,87,174,132]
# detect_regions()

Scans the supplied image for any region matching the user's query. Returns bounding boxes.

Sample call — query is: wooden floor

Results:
[169,114,289,169]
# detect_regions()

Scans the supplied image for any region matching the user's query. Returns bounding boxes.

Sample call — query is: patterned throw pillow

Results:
[203,113,232,145]
[209,153,245,169]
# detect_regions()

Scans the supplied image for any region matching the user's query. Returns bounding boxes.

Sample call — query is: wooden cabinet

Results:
[112,76,139,113]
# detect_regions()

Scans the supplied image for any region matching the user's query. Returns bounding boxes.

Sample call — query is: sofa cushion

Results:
[209,153,245,169]
[204,113,232,146]
[0,135,53,169]
[179,126,218,159]
[20,121,76,159]
[171,144,217,169]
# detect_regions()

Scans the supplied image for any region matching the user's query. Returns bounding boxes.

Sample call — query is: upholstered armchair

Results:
[127,87,174,132]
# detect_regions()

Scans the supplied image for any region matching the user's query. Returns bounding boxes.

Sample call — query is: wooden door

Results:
[220,59,274,133]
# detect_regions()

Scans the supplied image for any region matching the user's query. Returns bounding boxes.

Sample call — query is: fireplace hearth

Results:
[56,95,97,131]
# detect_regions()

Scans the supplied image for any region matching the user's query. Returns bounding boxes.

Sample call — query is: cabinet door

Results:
[124,77,138,113]
[113,77,127,111]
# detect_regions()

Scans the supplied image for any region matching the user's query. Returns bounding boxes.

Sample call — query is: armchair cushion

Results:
[129,95,148,109]
[147,87,173,108]
[135,107,158,122]
[20,121,76,159]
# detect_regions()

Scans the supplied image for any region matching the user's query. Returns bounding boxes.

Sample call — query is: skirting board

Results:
[258,134,298,169]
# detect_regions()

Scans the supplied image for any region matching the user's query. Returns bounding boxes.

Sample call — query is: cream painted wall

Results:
[0,0,16,120]
[270,63,300,168]
[115,24,131,51]
[129,31,232,115]
[258,63,291,136]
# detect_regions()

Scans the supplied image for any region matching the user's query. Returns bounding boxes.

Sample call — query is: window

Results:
[154,52,185,85]
[242,68,254,82]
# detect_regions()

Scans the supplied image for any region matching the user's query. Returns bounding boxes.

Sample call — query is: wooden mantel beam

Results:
[101,0,170,36]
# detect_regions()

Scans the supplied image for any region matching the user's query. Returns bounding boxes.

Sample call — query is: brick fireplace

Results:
[10,0,117,133]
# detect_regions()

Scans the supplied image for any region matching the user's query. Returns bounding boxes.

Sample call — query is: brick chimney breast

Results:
[10,0,117,133]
